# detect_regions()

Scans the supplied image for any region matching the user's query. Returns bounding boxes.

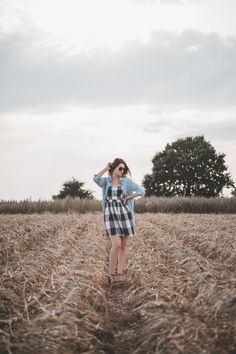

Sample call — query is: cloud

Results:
[159,0,205,3]
[0,28,236,112]
[137,109,236,142]
[180,118,236,142]
[135,0,205,4]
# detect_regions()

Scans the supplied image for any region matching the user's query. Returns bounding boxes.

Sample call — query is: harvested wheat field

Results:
[0,212,236,354]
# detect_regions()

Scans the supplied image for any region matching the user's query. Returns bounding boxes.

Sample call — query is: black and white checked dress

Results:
[103,185,135,238]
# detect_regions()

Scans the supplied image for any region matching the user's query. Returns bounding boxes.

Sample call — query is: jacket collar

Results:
[108,176,125,184]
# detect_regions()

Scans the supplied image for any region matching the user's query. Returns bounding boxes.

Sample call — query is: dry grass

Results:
[136,195,236,214]
[1,195,236,214]
[128,213,236,353]
[0,197,100,214]
[0,212,235,353]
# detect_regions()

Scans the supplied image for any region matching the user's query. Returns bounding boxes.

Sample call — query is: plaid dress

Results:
[103,185,135,238]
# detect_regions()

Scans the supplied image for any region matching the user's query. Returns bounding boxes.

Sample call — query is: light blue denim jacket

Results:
[93,174,145,225]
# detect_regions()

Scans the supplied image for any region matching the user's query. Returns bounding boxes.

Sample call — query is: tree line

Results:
[52,135,235,200]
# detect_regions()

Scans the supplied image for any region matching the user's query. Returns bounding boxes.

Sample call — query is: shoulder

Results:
[121,176,130,182]
[122,176,134,182]
[121,176,132,187]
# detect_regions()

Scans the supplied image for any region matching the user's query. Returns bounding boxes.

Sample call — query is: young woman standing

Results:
[93,158,145,284]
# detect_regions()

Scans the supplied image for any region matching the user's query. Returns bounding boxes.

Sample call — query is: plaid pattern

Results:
[103,185,135,238]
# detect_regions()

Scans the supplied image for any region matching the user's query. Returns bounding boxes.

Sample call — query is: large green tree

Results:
[52,177,94,200]
[142,135,235,197]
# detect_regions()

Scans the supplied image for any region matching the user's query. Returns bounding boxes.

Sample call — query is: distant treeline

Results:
[0,196,236,214]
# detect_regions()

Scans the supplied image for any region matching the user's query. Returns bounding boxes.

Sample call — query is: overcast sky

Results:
[0,0,235,201]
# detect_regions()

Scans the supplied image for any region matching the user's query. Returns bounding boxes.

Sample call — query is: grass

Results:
[0,212,235,353]
[0,195,236,214]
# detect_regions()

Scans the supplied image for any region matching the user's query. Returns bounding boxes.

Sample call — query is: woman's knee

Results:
[120,238,128,251]
[111,236,121,249]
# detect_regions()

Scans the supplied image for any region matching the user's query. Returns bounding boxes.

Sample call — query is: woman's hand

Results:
[106,162,113,171]
[123,196,129,205]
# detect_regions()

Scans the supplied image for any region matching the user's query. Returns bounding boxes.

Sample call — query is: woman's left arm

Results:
[125,179,145,201]
[130,180,145,197]
[123,179,145,204]
[127,192,142,200]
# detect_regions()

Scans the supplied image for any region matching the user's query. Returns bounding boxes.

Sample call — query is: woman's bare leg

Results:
[117,237,128,274]
[109,236,121,274]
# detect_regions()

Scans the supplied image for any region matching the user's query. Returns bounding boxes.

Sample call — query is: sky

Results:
[0,0,235,201]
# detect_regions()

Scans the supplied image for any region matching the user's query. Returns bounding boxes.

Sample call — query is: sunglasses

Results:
[118,166,125,171]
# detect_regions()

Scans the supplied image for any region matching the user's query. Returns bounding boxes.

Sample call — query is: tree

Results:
[142,135,235,198]
[231,188,236,197]
[52,177,94,200]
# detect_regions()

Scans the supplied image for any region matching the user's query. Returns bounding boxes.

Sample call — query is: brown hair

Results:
[108,157,131,178]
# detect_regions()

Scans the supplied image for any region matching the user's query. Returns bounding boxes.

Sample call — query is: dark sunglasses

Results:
[118,166,125,171]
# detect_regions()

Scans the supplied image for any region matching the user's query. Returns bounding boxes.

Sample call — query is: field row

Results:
[0,212,235,354]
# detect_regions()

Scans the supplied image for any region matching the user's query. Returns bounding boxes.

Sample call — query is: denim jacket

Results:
[93,174,145,225]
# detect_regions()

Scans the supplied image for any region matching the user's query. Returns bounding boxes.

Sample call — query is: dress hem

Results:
[107,233,135,238]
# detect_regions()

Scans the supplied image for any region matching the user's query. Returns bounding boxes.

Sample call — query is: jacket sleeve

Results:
[130,179,145,197]
[93,174,106,188]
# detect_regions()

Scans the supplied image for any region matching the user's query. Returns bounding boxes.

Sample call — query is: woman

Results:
[93,158,145,284]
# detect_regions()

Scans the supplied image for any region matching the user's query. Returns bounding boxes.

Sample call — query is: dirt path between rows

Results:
[98,280,140,354]
[96,247,144,354]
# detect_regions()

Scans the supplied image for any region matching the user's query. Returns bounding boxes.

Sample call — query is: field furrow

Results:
[0,212,235,354]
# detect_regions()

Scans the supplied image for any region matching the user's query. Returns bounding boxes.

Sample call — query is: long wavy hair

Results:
[108,157,131,178]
